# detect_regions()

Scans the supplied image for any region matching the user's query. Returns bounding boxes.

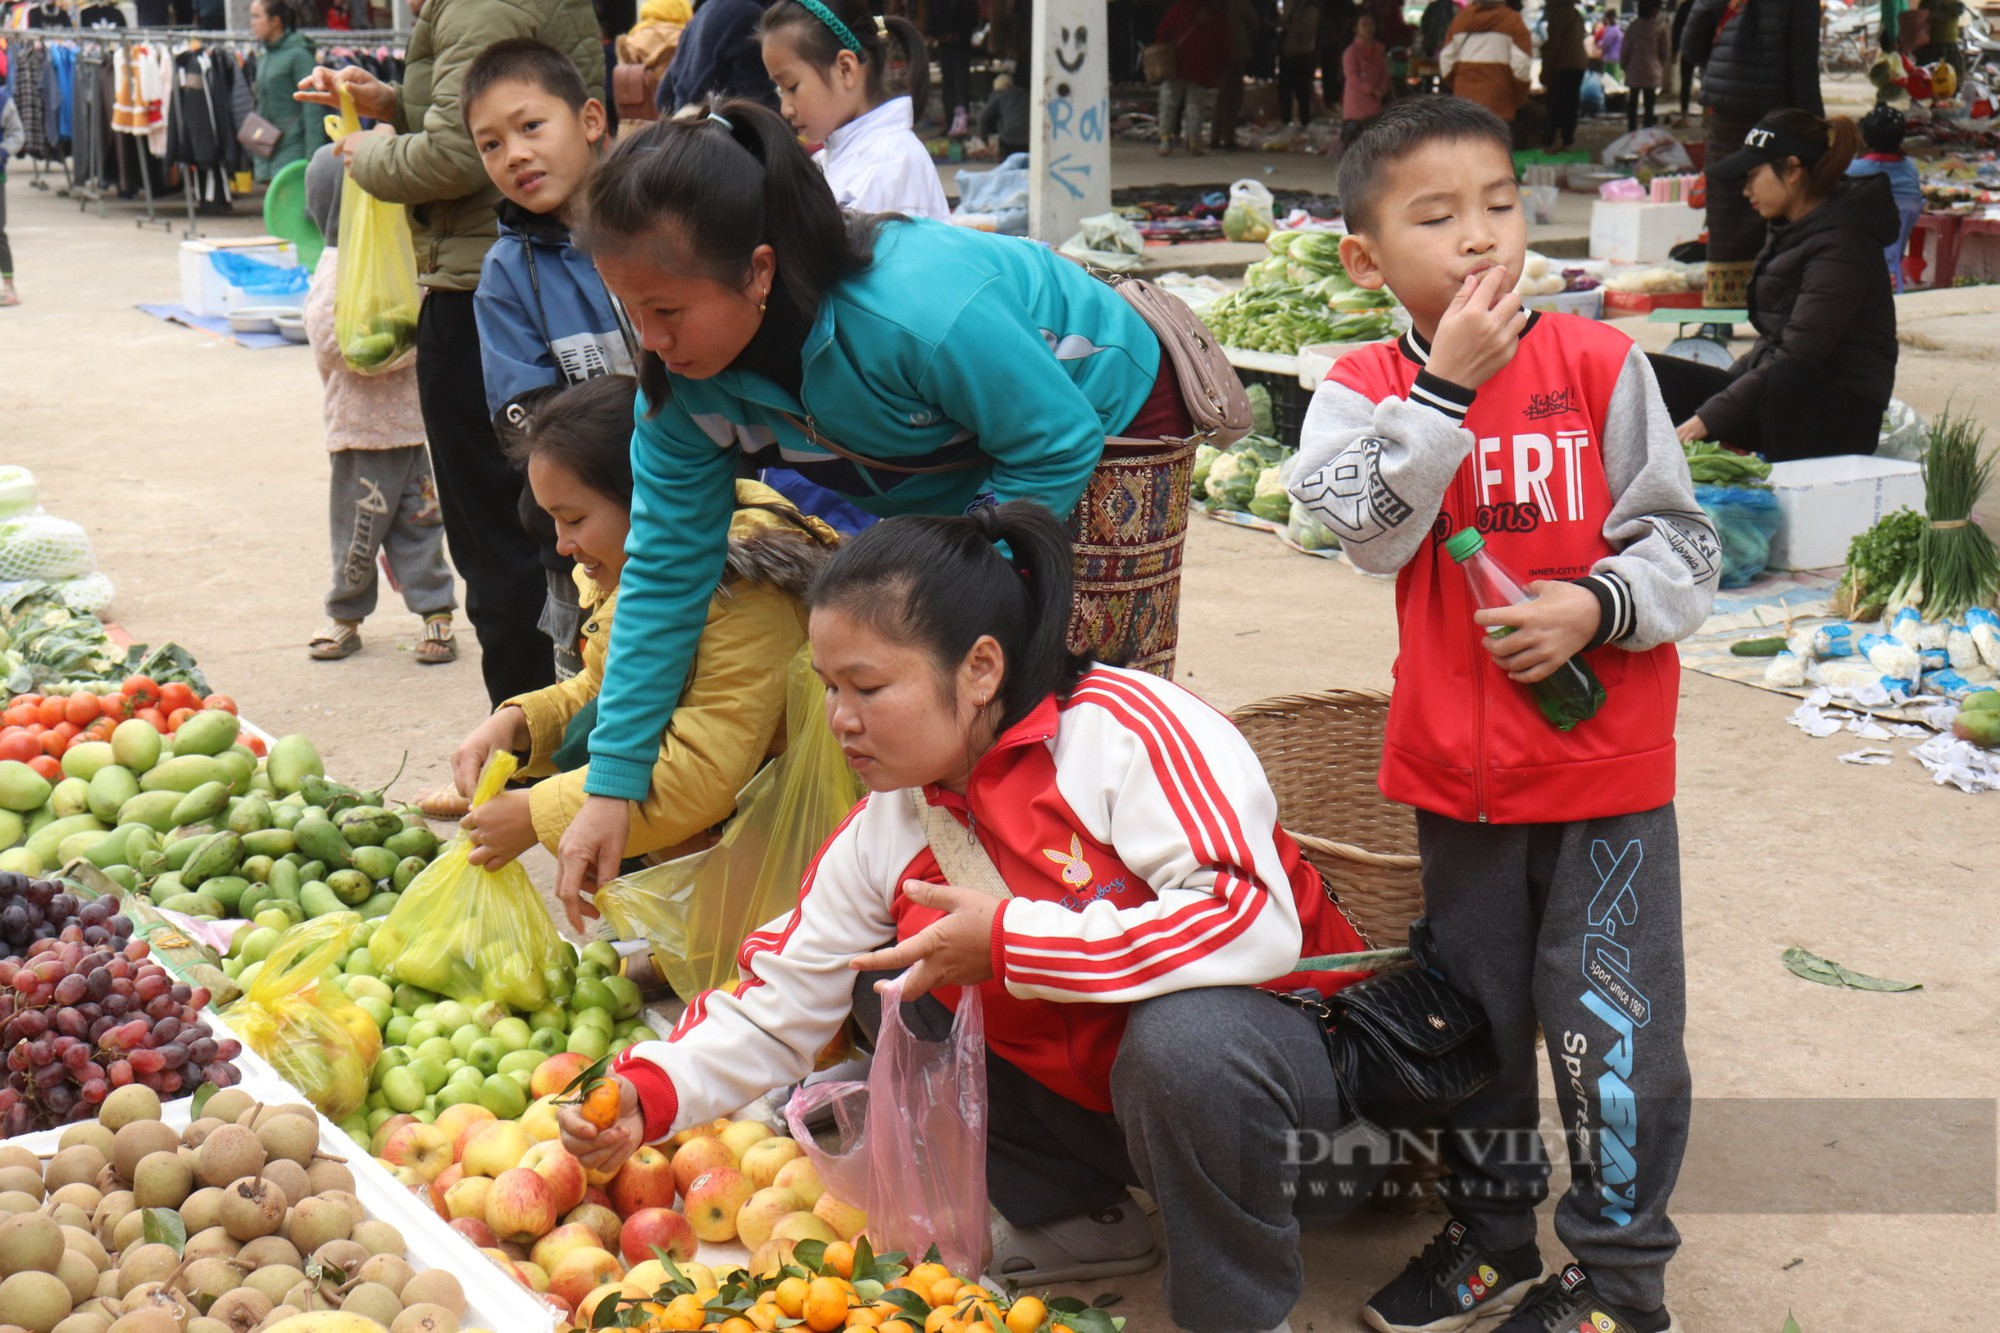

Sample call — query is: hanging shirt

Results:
[813,96,949,222]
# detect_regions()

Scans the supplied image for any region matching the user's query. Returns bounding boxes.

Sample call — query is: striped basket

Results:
[1066,437,1200,678]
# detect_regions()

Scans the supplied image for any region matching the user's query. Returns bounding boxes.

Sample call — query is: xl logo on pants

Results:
[1574,838,1652,1227]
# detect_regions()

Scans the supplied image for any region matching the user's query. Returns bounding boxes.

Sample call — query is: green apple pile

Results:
[223,930,659,1146]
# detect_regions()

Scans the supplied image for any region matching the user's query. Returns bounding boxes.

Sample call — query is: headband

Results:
[795,0,865,54]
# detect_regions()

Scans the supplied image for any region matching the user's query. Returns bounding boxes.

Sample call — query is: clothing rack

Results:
[1,26,402,239]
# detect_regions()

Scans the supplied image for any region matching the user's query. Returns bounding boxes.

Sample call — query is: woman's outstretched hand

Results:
[555,795,631,933]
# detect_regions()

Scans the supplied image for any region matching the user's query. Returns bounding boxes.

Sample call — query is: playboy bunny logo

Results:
[1043,834,1095,888]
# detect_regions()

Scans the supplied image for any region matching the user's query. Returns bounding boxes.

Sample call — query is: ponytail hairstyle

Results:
[1761,107,1863,201]
[759,0,932,123]
[808,502,1089,733]
[572,99,882,413]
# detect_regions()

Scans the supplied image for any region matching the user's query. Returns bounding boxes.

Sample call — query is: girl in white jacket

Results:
[559,502,1375,1333]
[759,0,950,221]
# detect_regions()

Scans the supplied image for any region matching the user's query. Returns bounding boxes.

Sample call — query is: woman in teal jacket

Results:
[250,0,323,182]
[553,99,1189,914]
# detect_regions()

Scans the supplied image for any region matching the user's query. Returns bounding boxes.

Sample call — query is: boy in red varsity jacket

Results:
[1290,99,1716,1333]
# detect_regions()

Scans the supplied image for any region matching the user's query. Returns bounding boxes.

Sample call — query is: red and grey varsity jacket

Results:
[1288,311,1719,825]
[612,666,1371,1138]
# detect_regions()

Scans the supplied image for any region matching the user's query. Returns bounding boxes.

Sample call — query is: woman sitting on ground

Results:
[557,502,1375,1333]
[1650,108,1900,461]
[449,374,837,888]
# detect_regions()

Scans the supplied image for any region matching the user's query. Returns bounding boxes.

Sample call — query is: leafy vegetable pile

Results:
[0,581,208,696]
[1834,508,1925,622]
[1202,230,1401,355]
[1682,439,1773,488]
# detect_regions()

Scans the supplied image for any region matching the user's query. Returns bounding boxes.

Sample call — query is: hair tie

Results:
[795,0,865,54]
[708,110,735,131]
[966,497,1002,542]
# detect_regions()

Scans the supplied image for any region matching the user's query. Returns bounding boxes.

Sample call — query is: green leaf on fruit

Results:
[853,1278,885,1302]
[556,1052,614,1103]
[651,1249,695,1295]
[792,1238,828,1272]
[923,1242,943,1266]
[1049,1298,1090,1314]
[1062,1309,1120,1333]
[1781,1315,1803,1333]
[879,1288,932,1319]
[190,1081,217,1117]
[140,1208,186,1253]
[590,1294,632,1328]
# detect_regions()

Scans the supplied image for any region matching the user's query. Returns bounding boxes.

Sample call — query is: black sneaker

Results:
[1362,1218,1551,1333]
[1490,1265,1679,1333]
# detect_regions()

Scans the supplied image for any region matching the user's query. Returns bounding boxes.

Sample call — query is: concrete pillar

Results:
[1028,0,1112,245]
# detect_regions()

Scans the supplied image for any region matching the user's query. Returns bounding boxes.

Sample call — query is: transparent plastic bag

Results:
[329,89,420,376]
[783,978,989,1277]
[371,753,566,1011]
[220,912,380,1118]
[1223,179,1276,243]
[595,645,866,1001]
[1694,483,1782,588]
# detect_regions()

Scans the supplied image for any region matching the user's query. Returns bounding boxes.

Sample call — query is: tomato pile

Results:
[0,676,248,782]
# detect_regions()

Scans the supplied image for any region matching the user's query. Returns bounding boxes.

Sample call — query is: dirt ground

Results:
[5,134,1998,1331]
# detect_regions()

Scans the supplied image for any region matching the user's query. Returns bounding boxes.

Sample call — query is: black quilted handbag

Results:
[1293,920,1498,1130]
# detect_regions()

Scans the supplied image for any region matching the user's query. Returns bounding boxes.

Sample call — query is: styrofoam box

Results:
[178,237,299,318]
[1766,454,1926,571]
[12,1012,562,1333]
[1589,200,1705,264]
[1521,288,1605,319]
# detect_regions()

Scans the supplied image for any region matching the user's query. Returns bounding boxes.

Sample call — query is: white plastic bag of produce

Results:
[1223,179,1276,243]
[0,515,95,580]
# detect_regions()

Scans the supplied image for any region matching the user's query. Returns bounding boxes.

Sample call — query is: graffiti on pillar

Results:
[1045,24,1107,201]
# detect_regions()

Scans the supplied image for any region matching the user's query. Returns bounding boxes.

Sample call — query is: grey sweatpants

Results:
[326,446,457,622]
[1417,804,1691,1312]
[859,982,1362,1332]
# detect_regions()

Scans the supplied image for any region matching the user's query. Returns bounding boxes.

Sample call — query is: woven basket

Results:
[1229,689,1424,948]
[1066,437,1199,678]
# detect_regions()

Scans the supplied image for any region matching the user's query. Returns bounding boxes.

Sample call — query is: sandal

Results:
[415,615,457,665]
[987,1200,1161,1286]
[308,621,363,660]
[415,784,472,820]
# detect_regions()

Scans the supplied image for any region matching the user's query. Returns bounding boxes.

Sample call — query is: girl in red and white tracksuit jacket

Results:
[563,502,1370,1333]
[1290,306,1717,1325]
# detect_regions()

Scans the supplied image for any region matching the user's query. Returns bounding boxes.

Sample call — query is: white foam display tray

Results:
[11,1012,561,1332]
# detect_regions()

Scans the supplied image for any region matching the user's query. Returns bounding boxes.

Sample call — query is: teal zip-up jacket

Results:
[584,218,1163,801]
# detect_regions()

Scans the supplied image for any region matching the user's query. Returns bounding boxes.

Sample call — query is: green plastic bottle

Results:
[1445,527,1606,732]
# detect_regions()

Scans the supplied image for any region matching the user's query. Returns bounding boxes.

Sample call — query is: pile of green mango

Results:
[0,717,442,925]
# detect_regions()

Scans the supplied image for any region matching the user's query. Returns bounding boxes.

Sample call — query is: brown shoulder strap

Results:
[776,411,986,477]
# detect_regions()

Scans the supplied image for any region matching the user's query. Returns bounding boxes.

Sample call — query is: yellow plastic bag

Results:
[371,753,567,1011]
[220,913,380,1119]
[596,644,867,1002]
[327,88,419,376]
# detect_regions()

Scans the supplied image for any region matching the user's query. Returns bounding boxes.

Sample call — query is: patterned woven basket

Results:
[1229,689,1424,948]
[1067,437,1199,678]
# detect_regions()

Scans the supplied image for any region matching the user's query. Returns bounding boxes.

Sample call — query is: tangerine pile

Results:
[569,1238,1120,1333]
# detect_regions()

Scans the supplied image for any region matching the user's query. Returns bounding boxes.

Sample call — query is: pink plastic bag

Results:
[784,979,990,1276]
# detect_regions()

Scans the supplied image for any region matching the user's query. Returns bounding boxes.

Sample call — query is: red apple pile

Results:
[367,1050,871,1323]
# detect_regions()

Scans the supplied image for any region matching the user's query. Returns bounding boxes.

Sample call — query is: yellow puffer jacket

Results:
[501,481,837,861]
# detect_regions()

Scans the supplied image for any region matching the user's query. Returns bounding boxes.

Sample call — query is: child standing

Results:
[1341,12,1391,140]
[1440,0,1532,125]
[1155,0,1230,155]
[1290,98,1715,1333]
[300,146,459,664]
[0,76,21,308]
[463,39,638,698]
[1847,103,1923,292]
[1621,0,1670,130]
[1592,6,1625,82]
[758,0,947,221]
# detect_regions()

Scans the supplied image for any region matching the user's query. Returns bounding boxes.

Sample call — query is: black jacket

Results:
[1699,174,1900,441]
[1684,0,1823,117]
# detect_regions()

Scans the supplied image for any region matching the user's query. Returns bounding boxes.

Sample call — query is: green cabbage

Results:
[0,515,94,580]
[1205,453,1258,511]
[1191,444,1222,495]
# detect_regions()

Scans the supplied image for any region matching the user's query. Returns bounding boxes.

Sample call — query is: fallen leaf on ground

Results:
[1781,946,1921,992]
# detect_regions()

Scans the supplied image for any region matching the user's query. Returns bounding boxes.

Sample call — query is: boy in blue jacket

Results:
[465,38,637,679]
